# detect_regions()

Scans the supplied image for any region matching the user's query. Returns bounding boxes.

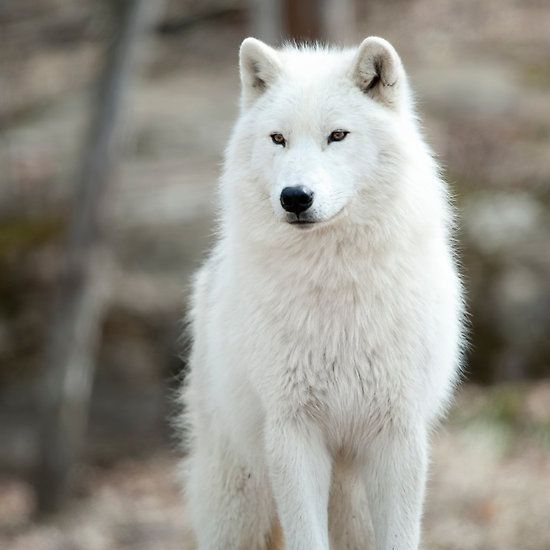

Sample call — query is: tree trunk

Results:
[248,0,284,45]
[248,0,356,45]
[320,0,357,44]
[34,0,156,515]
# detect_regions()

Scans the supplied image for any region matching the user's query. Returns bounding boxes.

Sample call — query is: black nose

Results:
[280,186,314,215]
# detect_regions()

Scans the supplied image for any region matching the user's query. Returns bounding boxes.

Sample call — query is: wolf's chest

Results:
[256,293,408,404]
[239,252,430,417]
[270,332,405,451]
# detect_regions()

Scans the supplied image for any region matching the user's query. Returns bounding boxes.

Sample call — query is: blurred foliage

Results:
[451,383,550,452]
[0,219,63,260]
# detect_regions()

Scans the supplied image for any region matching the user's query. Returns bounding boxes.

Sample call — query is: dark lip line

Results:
[283,205,347,228]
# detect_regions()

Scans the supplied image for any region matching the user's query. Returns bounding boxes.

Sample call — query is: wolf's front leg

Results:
[265,418,331,550]
[365,428,428,550]
[186,436,277,550]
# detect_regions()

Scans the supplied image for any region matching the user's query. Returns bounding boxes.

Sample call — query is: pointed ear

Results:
[239,37,282,108]
[352,37,406,109]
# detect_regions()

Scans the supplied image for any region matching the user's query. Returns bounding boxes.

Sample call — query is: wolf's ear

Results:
[352,37,406,109]
[239,37,282,108]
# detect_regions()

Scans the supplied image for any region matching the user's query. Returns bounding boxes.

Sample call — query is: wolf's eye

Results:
[270,133,286,147]
[328,130,349,144]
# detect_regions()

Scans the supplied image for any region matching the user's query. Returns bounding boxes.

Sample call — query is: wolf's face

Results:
[226,37,414,235]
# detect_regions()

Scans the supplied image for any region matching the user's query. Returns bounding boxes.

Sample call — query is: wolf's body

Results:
[181,37,463,550]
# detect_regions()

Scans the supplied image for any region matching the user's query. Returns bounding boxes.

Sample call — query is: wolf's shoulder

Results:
[189,243,227,319]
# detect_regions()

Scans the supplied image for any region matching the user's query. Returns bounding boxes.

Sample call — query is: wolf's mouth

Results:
[285,211,317,225]
[284,205,347,228]
[287,218,320,231]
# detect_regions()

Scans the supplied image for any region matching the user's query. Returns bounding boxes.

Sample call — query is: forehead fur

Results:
[277,43,356,82]
[246,43,387,133]
[240,37,410,117]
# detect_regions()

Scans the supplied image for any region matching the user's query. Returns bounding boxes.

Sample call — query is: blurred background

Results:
[0,0,549,549]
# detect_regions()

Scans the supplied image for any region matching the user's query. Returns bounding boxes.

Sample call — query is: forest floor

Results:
[1,383,550,550]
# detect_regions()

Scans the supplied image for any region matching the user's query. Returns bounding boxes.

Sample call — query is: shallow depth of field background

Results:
[1,1,549,549]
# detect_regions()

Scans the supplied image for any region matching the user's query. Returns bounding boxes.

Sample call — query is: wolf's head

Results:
[222,37,438,244]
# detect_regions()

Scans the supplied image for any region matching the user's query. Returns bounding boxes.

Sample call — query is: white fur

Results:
[181,37,464,550]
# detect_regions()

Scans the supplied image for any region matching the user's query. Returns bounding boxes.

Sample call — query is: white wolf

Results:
[181,36,463,550]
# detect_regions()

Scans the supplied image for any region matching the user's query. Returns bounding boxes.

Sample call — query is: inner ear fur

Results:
[239,37,281,107]
[353,37,405,109]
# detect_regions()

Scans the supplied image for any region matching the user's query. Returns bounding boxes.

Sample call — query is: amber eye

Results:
[328,130,349,143]
[270,133,286,147]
